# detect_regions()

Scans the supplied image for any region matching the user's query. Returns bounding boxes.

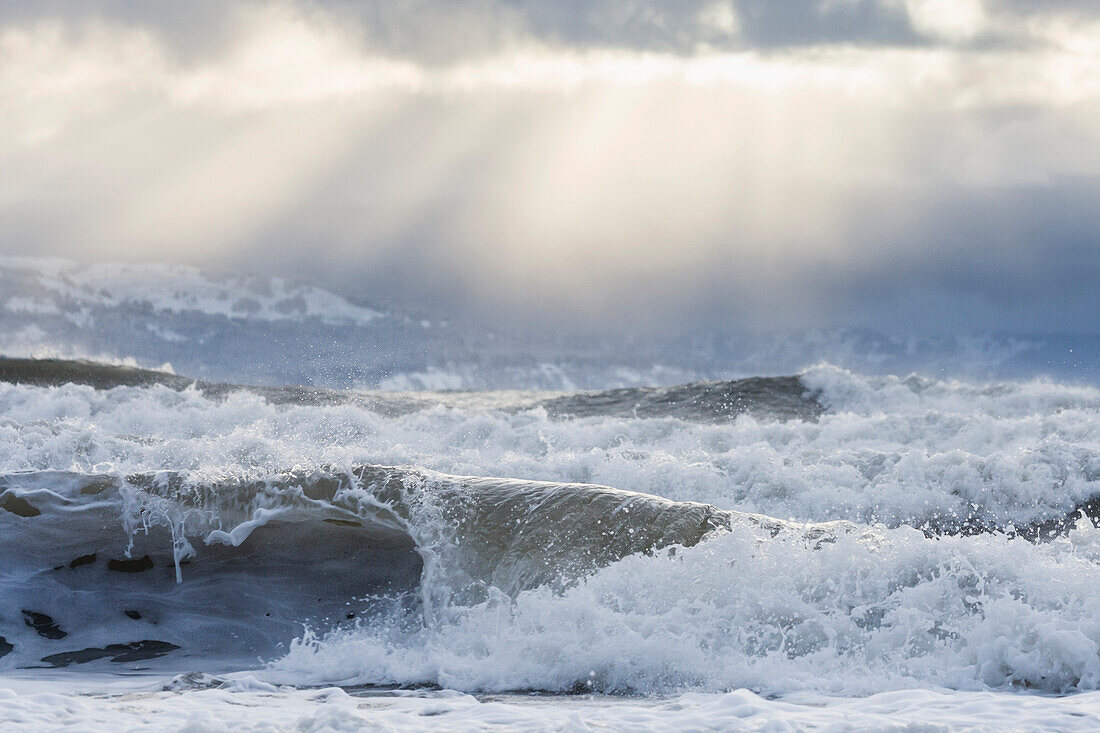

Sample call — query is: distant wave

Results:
[0,356,823,422]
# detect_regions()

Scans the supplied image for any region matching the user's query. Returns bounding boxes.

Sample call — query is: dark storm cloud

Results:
[494,0,919,52]
[755,177,1100,335]
[6,0,1092,61]
[994,0,1100,14]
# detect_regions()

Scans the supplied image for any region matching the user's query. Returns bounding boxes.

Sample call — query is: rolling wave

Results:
[0,465,787,671]
[4,460,1097,680]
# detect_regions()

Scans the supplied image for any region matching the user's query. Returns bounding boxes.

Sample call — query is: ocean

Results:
[2,257,1100,731]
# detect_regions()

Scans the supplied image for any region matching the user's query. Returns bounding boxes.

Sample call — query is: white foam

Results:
[1,367,1095,531]
[262,518,1100,694]
[1,682,1099,732]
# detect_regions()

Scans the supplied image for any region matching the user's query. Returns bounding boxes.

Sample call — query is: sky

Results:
[1,0,1098,335]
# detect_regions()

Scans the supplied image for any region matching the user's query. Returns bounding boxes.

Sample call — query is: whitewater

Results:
[2,263,1100,730]
[2,361,1100,730]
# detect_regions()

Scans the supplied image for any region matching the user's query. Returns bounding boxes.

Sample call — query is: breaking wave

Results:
[1,359,1100,696]
[0,466,783,669]
[4,461,1100,694]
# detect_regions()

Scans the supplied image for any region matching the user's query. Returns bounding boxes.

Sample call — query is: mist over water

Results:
[1,257,1096,389]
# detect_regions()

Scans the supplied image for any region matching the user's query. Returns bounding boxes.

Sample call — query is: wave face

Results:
[2,363,1100,695]
[0,469,421,669]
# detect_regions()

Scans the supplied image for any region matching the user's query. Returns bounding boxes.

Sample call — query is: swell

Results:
[0,356,823,422]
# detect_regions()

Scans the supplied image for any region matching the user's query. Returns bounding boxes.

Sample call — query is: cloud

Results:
[7,0,1100,60]
[0,1,1098,335]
